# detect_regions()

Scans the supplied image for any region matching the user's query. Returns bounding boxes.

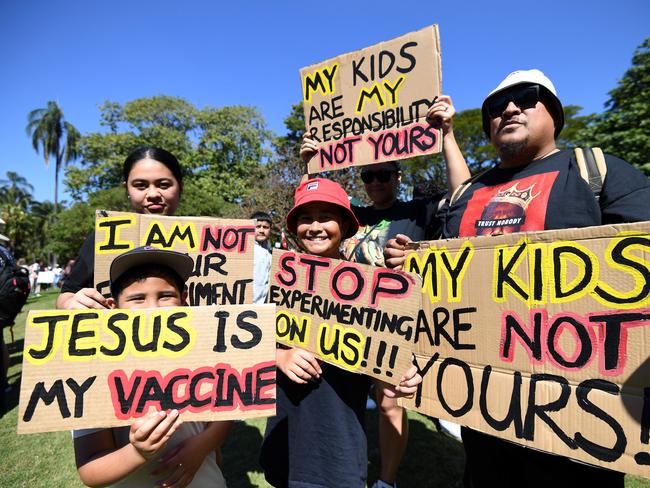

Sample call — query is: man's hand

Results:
[383,234,413,270]
[277,347,322,384]
[129,410,181,460]
[426,95,456,135]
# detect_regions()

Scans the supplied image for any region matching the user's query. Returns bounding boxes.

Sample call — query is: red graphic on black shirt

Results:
[458,172,559,237]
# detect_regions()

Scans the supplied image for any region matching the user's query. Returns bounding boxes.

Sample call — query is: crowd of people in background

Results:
[1,67,649,488]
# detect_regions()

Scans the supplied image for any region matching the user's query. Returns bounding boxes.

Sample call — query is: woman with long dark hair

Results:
[56,146,184,310]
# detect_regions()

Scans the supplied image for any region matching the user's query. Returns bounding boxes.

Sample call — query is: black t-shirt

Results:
[260,364,371,488]
[440,149,649,487]
[346,196,443,266]
[61,232,95,294]
[442,150,650,238]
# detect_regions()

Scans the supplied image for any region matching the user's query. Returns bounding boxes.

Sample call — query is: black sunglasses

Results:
[486,85,541,118]
[360,169,396,184]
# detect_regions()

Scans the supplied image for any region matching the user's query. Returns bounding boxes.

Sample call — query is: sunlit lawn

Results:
[1,290,648,487]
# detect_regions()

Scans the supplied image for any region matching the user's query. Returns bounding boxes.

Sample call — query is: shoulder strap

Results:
[574,147,607,201]
[449,168,493,207]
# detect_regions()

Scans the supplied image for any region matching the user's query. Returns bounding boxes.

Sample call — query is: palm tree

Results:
[0,171,34,209]
[25,101,80,215]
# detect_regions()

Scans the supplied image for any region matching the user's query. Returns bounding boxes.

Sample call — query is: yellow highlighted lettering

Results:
[95,215,136,255]
[275,311,311,347]
[549,241,598,304]
[355,76,406,114]
[317,322,364,370]
[303,63,339,103]
[141,220,198,251]
[406,241,473,303]
[593,235,650,309]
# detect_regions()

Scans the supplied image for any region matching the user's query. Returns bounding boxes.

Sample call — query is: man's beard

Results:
[498,139,529,160]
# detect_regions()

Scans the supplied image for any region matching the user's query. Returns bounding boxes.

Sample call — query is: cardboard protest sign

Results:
[268,249,422,384]
[402,222,650,477]
[300,25,442,174]
[18,304,276,434]
[93,211,254,305]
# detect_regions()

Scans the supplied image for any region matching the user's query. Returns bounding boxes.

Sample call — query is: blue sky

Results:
[1,0,648,203]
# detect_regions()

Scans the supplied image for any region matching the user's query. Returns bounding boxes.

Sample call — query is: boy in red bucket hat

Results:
[260,178,421,488]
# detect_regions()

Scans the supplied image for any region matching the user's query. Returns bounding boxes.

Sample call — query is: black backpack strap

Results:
[574,147,607,201]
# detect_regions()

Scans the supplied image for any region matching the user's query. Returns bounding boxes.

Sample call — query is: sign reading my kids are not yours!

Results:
[268,249,423,385]
[300,25,442,174]
[401,222,650,478]
[17,304,277,434]
[93,210,255,305]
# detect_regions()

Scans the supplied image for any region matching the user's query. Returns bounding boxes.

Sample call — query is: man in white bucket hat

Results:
[437,68,650,242]
[409,69,650,487]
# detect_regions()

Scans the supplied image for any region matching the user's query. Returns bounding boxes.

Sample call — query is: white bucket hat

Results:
[481,69,564,139]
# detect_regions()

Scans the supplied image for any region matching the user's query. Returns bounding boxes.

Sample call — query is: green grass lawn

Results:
[2,290,648,487]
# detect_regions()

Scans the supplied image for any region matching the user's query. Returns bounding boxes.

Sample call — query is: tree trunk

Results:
[54,155,60,216]
[52,154,60,267]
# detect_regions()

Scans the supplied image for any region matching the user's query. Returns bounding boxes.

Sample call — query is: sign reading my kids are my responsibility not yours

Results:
[300,25,442,174]
[18,304,276,434]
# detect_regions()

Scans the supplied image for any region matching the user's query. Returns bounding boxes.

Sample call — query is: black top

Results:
[442,150,650,239]
[346,195,443,266]
[61,231,95,293]
[440,149,648,487]
[260,364,372,488]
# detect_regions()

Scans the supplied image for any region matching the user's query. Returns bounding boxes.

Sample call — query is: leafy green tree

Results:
[238,102,365,237]
[47,187,130,260]
[576,37,650,174]
[66,96,271,208]
[29,200,56,258]
[0,171,41,257]
[0,204,31,257]
[0,172,34,209]
[556,105,594,150]
[234,102,305,227]
[26,101,80,214]
[176,176,238,217]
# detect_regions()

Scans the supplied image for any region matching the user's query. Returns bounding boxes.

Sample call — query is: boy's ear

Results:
[107,297,118,309]
[181,289,188,305]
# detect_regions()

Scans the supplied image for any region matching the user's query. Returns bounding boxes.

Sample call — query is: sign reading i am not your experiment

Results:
[93,211,255,305]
